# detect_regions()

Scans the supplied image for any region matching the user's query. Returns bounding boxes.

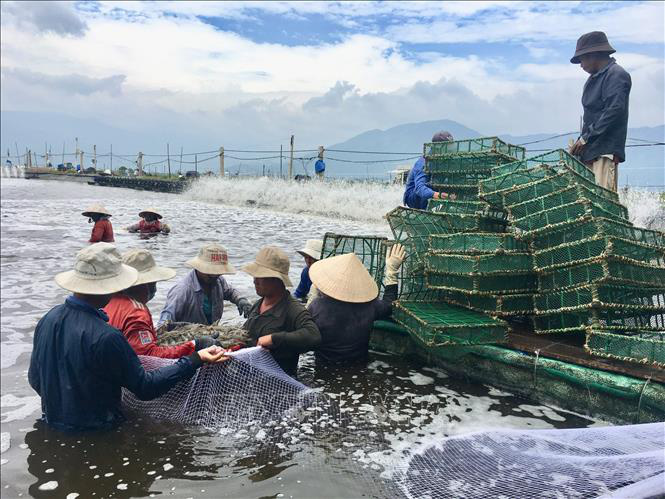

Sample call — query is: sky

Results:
[1,0,664,154]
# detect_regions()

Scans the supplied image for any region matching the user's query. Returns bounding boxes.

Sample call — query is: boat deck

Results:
[507,326,664,383]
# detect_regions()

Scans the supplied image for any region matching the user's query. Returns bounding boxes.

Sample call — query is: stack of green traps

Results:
[321,232,387,288]
[424,137,526,201]
[424,233,535,316]
[392,301,508,347]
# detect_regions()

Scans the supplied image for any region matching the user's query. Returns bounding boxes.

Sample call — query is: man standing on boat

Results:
[403,131,457,209]
[569,31,631,192]
[159,243,253,326]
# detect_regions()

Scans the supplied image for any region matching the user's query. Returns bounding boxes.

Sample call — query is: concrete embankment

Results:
[22,170,189,194]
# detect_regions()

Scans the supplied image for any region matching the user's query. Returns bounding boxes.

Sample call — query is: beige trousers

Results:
[590,156,618,192]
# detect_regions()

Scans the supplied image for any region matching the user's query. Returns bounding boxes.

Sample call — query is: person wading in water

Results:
[82,203,114,243]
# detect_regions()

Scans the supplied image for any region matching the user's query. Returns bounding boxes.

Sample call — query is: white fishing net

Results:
[122,348,664,498]
[393,423,665,499]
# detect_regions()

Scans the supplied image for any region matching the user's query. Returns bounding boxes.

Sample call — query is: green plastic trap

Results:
[429,183,482,201]
[533,307,665,335]
[427,270,537,294]
[425,136,526,160]
[533,236,665,271]
[428,170,495,187]
[528,217,665,251]
[440,289,534,317]
[429,233,529,254]
[507,183,629,222]
[585,328,665,367]
[321,233,387,287]
[426,252,534,274]
[538,259,665,291]
[534,283,665,314]
[425,155,512,173]
[392,300,508,347]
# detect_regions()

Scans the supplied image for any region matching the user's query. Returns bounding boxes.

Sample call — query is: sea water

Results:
[4,176,656,498]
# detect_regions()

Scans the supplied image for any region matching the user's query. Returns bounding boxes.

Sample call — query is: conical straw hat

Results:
[309,253,378,303]
[138,208,162,219]
[82,203,112,217]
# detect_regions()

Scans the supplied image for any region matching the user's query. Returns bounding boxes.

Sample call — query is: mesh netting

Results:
[534,236,665,271]
[429,233,529,254]
[425,155,510,173]
[426,252,533,274]
[534,283,665,313]
[585,328,665,366]
[440,289,535,317]
[533,307,665,335]
[394,423,665,499]
[428,170,495,187]
[321,232,387,287]
[538,259,665,291]
[424,136,526,160]
[392,300,507,346]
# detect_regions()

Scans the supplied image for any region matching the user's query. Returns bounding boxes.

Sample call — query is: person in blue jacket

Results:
[28,242,228,432]
[403,131,457,209]
[293,239,323,303]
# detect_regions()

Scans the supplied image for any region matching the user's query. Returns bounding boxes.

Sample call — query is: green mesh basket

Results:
[533,308,665,334]
[479,165,557,206]
[507,183,629,222]
[424,136,525,160]
[426,271,537,294]
[425,155,512,173]
[534,236,665,270]
[538,260,665,291]
[429,233,529,254]
[426,252,533,274]
[398,253,443,301]
[500,172,572,207]
[386,206,508,259]
[529,217,665,251]
[513,200,626,234]
[534,283,665,313]
[429,184,481,201]
[428,200,507,220]
[585,329,665,366]
[441,289,534,317]
[428,170,495,187]
[490,149,597,184]
[392,300,508,347]
[321,233,387,287]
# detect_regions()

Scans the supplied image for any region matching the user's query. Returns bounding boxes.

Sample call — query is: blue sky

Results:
[1,1,663,152]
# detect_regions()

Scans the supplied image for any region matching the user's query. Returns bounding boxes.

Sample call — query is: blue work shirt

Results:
[403,157,435,210]
[28,295,201,432]
[294,267,312,300]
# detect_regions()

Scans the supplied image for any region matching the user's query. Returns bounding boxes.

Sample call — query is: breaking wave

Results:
[184,175,664,230]
[185,176,403,223]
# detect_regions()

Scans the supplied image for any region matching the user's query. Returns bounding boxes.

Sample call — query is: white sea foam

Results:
[1,432,9,453]
[619,188,665,230]
[1,394,41,423]
[185,176,403,223]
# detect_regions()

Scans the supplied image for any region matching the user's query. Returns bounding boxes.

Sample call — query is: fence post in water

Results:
[93,145,97,170]
[280,144,283,178]
[219,147,224,177]
[179,146,183,175]
[167,143,171,178]
[45,143,49,167]
[110,144,113,174]
[195,154,198,174]
[33,151,37,168]
[80,151,84,171]
[288,135,294,179]
[137,152,144,176]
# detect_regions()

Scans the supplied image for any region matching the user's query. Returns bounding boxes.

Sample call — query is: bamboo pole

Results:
[288,135,294,179]
[219,147,224,177]
[167,143,171,177]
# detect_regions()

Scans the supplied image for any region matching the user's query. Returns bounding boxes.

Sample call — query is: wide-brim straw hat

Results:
[82,203,112,217]
[309,253,378,303]
[297,239,323,260]
[123,249,175,285]
[139,208,162,219]
[242,246,293,287]
[570,31,615,63]
[186,243,236,275]
[55,242,138,295]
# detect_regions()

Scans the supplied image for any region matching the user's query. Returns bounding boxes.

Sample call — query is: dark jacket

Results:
[243,293,321,374]
[580,58,631,163]
[403,157,435,210]
[293,267,312,300]
[28,296,202,432]
[309,284,398,364]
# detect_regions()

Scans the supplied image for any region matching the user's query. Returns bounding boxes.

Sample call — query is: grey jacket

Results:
[580,58,631,163]
[158,270,243,326]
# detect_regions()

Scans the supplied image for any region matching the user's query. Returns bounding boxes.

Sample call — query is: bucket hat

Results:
[82,203,112,217]
[309,253,378,303]
[242,246,293,287]
[297,239,323,261]
[570,31,615,63]
[55,242,138,295]
[432,131,454,143]
[186,243,236,275]
[138,208,162,219]
[122,249,176,285]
